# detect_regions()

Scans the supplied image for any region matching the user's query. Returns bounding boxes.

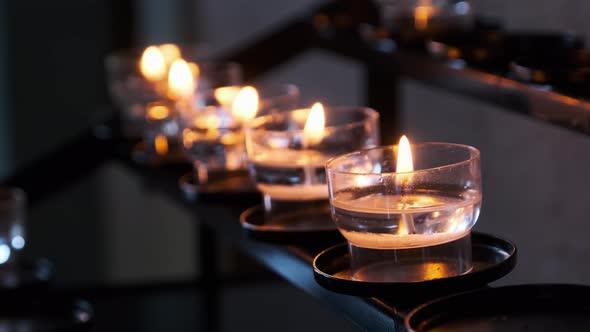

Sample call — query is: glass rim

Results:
[325,142,480,176]
[205,83,300,101]
[244,106,379,135]
[184,105,243,131]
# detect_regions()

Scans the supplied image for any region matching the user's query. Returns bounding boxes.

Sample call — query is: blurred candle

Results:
[139,46,167,82]
[168,59,196,101]
[231,86,259,123]
[214,86,242,110]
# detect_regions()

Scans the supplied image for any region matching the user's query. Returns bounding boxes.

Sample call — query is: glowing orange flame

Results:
[147,105,170,120]
[155,134,169,155]
[168,59,195,100]
[140,46,166,82]
[231,86,259,123]
[303,102,325,146]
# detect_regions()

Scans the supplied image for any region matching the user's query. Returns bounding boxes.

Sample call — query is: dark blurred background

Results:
[2,0,590,331]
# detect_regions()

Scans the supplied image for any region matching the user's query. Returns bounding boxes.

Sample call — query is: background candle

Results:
[245,105,380,205]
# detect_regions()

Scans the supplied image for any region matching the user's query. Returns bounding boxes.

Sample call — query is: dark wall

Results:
[5,0,133,170]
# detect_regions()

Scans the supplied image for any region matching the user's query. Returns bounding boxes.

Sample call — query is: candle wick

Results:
[399,181,417,235]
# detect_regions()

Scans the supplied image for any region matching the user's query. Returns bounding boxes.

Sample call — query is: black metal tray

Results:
[313,232,516,297]
[239,204,343,244]
[405,284,590,332]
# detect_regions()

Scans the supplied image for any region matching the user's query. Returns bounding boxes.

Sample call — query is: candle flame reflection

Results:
[147,105,170,120]
[414,0,433,31]
[140,46,167,82]
[168,59,195,100]
[232,86,259,123]
[303,102,325,146]
[155,134,169,155]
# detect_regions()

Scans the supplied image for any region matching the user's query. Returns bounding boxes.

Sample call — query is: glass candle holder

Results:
[325,142,481,282]
[180,84,301,184]
[245,106,380,215]
[182,106,245,183]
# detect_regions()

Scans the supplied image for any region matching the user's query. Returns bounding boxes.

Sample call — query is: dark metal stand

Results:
[198,223,220,332]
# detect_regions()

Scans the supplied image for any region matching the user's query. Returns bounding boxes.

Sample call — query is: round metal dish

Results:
[313,232,516,297]
[406,284,590,332]
[239,204,343,244]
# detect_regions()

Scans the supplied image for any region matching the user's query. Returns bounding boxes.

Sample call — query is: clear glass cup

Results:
[325,143,481,282]
[180,84,301,184]
[182,106,245,183]
[0,188,26,266]
[245,106,380,215]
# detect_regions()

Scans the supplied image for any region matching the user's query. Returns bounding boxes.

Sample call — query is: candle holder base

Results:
[178,170,257,201]
[313,232,516,297]
[131,141,186,166]
[406,284,590,332]
[239,204,342,244]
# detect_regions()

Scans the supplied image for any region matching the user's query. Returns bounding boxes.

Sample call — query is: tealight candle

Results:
[325,136,482,282]
[245,104,380,213]
[181,86,259,183]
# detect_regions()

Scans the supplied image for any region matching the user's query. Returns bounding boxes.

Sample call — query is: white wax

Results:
[342,229,469,250]
[333,192,480,249]
[251,150,327,168]
[258,183,328,201]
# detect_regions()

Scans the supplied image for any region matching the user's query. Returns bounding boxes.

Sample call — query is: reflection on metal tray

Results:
[239,204,343,244]
[313,232,516,297]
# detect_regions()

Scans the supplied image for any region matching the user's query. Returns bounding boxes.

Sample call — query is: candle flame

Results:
[140,46,167,82]
[414,0,433,31]
[168,59,195,100]
[396,135,414,236]
[303,102,325,146]
[158,44,181,66]
[147,104,170,120]
[396,135,414,174]
[154,134,169,155]
[232,86,259,123]
[214,86,241,109]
